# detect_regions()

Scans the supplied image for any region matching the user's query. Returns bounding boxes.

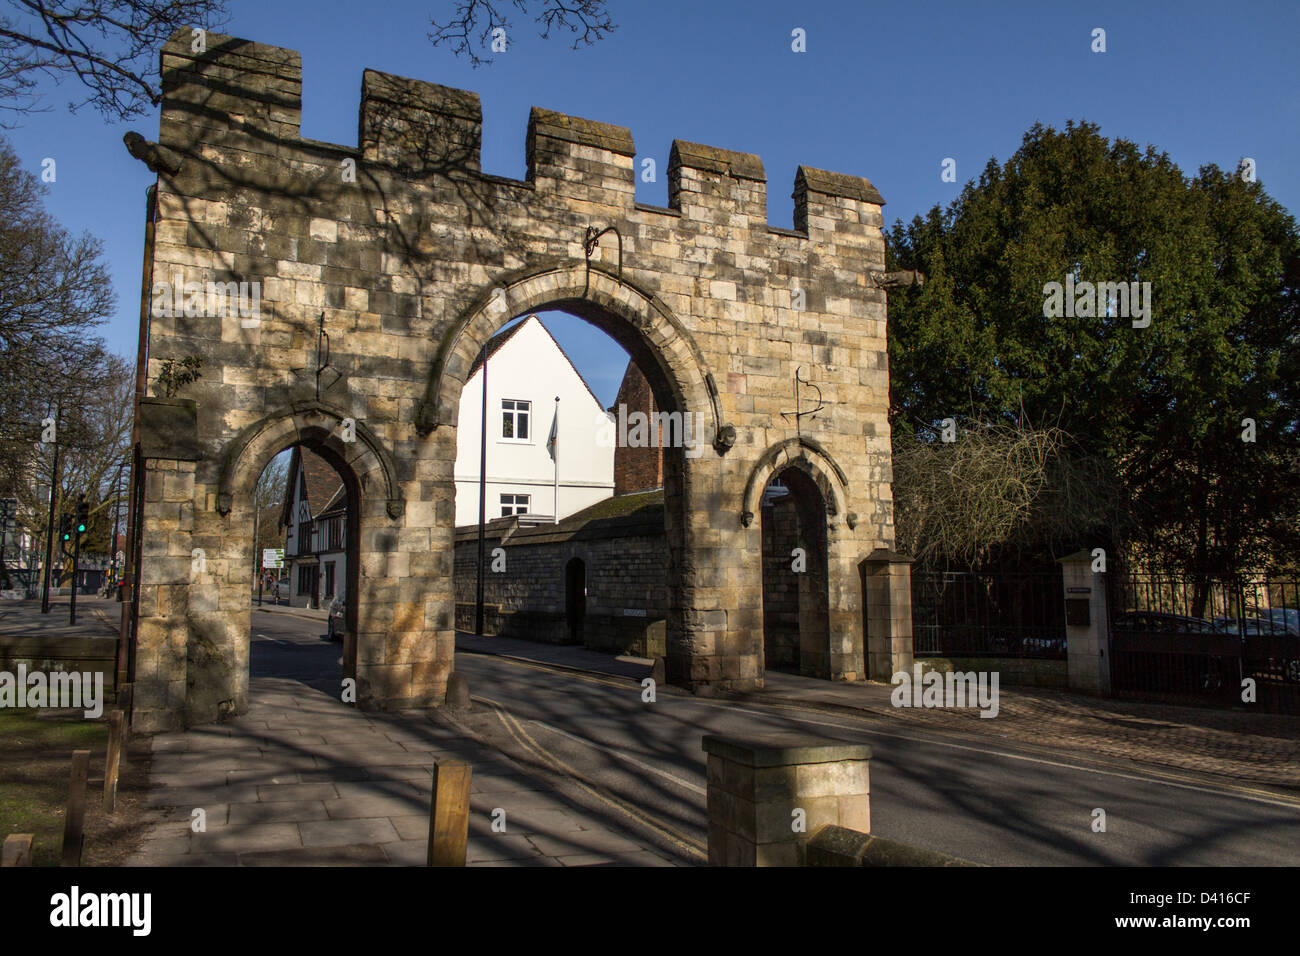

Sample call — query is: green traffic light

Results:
[76,523,86,533]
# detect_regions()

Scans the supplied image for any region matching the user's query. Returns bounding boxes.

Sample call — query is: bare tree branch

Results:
[429,0,613,67]
[0,0,228,121]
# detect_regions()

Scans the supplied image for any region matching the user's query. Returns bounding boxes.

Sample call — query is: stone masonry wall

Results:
[453,509,668,657]
[130,29,906,728]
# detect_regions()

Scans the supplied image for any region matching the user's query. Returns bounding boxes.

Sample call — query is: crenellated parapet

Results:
[669,141,767,223]
[154,30,884,245]
[360,70,483,174]
[160,32,303,150]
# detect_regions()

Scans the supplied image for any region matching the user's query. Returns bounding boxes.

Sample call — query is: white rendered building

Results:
[454,315,615,526]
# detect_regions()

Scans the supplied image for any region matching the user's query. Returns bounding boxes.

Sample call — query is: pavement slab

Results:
[126,619,684,866]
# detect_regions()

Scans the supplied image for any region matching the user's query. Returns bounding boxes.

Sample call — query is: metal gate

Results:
[1108,574,1299,714]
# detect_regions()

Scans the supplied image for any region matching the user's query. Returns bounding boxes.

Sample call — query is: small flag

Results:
[547,406,559,461]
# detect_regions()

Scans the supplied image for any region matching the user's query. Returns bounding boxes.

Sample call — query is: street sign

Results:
[262,548,285,569]
[115,550,125,566]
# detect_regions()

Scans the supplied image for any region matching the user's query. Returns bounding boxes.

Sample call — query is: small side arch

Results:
[740,437,852,529]
[215,399,405,519]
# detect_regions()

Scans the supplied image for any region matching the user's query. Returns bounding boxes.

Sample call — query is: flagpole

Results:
[552,396,560,524]
[475,339,487,637]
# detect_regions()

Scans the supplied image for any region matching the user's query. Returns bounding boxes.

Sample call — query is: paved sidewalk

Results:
[128,642,680,866]
[0,596,121,639]
[458,632,1300,791]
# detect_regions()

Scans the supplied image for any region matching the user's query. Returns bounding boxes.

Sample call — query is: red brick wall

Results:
[611,362,664,495]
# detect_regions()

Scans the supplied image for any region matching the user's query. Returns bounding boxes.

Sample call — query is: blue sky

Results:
[6,0,1297,407]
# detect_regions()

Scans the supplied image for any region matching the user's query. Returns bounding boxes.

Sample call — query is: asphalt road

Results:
[249,611,1300,866]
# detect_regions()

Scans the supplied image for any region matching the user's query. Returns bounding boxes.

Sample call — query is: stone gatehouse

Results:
[125,29,914,732]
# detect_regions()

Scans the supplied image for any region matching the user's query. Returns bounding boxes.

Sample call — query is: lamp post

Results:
[475,338,488,637]
[40,401,62,614]
[0,497,14,591]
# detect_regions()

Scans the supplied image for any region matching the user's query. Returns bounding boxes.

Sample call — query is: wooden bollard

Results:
[117,682,133,743]
[104,711,124,814]
[61,750,90,867]
[427,759,472,867]
[1,834,33,867]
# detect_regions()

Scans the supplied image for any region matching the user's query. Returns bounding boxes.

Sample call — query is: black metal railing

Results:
[911,570,1067,659]
[1107,574,1300,713]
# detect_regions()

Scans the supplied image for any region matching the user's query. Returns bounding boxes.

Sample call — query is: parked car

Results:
[1109,611,1235,693]
[1261,608,1300,636]
[1212,615,1290,636]
[1211,612,1300,683]
[1111,611,1228,634]
[327,596,346,641]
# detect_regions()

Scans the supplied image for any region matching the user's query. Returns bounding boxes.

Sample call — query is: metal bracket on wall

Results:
[582,225,623,298]
[780,366,827,441]
[292,312,342,401]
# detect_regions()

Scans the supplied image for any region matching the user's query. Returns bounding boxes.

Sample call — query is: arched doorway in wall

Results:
[760,466,831,678]
[441,285,710,668]
[564,556,586,644]
[234,429,362,710]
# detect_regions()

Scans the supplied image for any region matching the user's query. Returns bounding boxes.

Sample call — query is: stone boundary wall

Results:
[0,636,119,693]
[453,498,669,657]
[917,656,1068,688]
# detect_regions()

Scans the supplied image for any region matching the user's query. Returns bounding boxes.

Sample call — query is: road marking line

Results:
[493,704,706,856]
[527,719,707,796]
[475,696,706,858]
[466,654,1300,810]
[709,701,1300,811]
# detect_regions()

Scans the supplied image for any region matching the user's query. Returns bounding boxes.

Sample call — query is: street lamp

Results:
[0,497,14,591]
[40,401,62,614]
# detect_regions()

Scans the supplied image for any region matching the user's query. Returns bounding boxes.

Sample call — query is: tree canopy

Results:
[886,120,1300,579]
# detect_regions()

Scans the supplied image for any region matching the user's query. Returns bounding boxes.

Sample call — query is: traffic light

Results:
[60,513,72,542]
[75,498,89,535]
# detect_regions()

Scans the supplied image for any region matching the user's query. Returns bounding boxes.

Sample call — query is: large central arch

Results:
[420,265,723,444]
[422,266,722,690]
[125,30,911,732]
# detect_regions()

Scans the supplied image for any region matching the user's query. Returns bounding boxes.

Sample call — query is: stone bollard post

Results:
[1,834,33,867]
[702,734,871,866]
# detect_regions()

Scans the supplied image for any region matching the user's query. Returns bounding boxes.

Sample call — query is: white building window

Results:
[501,399,530,441]
[501,493,530,517]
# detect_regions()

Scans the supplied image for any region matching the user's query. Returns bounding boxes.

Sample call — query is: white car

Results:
[327,596,346,641]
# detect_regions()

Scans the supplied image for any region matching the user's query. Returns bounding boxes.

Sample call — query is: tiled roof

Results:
[301,449,344,516]
[468,314,608,411]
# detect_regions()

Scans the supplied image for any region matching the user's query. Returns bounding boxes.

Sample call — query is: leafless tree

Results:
[0,349,131,584]
[429,0,614,67]
[892,419,1125,571]
[0,134,113,434]
[0,0,228,120]
[253,450,288,562]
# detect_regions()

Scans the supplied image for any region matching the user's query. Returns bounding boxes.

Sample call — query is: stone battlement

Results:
[132,27,906,732]
[158,30,884,241]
